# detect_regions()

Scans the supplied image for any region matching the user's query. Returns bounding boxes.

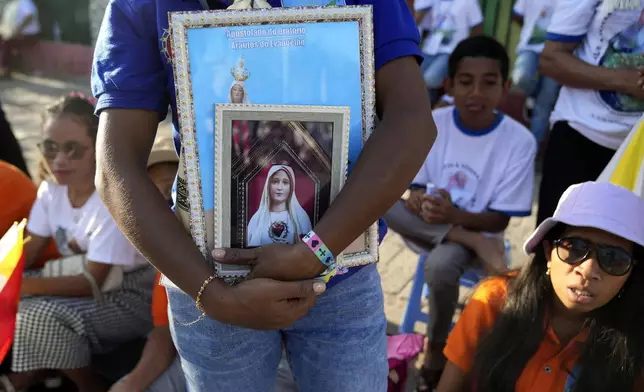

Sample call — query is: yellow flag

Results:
[598,116,644,197]
[0,219,26,291]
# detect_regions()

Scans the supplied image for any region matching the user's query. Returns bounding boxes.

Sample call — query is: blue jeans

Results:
[511,50,561,143]
[421,53,450,101]
[167,264,388,392]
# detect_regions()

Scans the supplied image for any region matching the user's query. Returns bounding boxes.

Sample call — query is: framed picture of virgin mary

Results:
[215,104,353,277]
[169,5,379,279]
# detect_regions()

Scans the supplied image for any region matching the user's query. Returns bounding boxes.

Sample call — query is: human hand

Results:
[204,277,326,330]
[212,243,325,281]
[405,189,425,215]
[420,190,456,224]
[620,68,644,100]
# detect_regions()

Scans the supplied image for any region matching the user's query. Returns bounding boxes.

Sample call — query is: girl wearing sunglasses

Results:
[436,181,644,392]
[0,95,155,392]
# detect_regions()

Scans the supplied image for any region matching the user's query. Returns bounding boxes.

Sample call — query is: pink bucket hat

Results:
[524,182,644,254]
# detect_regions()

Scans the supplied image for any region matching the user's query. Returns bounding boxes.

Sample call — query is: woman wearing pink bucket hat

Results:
[436,181,644,392]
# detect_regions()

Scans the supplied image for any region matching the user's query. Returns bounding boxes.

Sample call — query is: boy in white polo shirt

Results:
[415,0,483,102]
[385,35,536,391]
[537,0,644,225]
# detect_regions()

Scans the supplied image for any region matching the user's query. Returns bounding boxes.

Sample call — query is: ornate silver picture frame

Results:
[169,6,378,278]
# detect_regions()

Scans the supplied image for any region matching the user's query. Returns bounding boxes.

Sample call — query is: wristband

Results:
[302,231,336,269]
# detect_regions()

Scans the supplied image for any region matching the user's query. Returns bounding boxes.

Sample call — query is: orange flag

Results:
[0,220,27,362]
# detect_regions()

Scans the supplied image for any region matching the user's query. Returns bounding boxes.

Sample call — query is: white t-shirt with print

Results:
[513,0,556,53]
[547,0,644,150]
[412,107,536,233]
[420,0,483,56]
[27,181,147,270]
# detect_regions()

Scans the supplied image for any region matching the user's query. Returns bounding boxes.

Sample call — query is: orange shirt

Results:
[151,272,170,327]
[0,160,37,236]
[0,161,60,268]
[0,161,59,268]
[445,277,587,392]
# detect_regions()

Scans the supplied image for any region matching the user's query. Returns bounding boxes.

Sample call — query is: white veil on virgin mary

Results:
[247,165,313,247]
[228,80,250,104]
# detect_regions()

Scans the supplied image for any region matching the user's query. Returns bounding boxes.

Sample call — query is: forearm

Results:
[314,60,435,258]
[540,48,630,92]
[96,110,223,298]
[21,276,95,297]
[23,234,48,269]
[444,226,485,251]
[452,210,509,233]
[96,148,221,300]
[125,327,177,392]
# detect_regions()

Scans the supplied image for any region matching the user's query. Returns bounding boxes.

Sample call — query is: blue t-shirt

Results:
[91,0,421,286]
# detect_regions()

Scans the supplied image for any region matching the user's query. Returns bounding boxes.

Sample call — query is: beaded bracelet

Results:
[175,274,217,327]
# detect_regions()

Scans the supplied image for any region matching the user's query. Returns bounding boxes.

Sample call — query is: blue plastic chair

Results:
[398,239,511,334]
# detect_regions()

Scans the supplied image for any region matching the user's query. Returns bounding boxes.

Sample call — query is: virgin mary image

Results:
[230,57,252,163]
[247,165,313,247]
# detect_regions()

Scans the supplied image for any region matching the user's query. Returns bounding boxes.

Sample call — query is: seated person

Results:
[0,0,40,78]
[0,159,60,269]
[108,273,186,392]
[437,182,644,392]
[384,36,536,391]
[0,94,155,392]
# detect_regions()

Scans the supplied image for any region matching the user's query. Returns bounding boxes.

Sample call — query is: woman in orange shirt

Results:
[437,181,644,392]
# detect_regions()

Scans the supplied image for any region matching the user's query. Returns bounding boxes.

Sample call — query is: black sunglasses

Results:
[38,139,90,161]
[553,237,637,276]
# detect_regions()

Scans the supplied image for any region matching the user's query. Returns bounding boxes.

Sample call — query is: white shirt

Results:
[513,0,556,53]
[420,0,483,55]
[547,0,644,150]
[1,0,40,36]
[27,182,147,269]
[412,107,536,229]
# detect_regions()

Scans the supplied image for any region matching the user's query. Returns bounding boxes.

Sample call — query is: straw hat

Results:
[147,134,178,169]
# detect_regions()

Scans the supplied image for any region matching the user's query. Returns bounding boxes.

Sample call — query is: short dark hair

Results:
[448,35,510,81]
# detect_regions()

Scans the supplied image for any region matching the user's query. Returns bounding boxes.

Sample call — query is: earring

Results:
[545,267,550,276]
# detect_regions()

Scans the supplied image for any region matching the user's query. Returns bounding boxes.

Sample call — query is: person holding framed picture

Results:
[91,0,435,391]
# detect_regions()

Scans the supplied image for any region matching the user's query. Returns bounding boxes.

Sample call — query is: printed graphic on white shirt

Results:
[411,107,537,233]
[547,0,644,149]
[599,9,644,113]
[440,163,480,210]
